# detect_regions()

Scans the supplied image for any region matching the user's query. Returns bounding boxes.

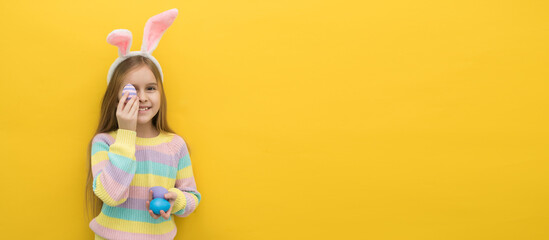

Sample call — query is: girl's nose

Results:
[138,91,147,100]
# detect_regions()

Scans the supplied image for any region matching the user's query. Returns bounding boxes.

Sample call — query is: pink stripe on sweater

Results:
[117,197,150,211]
[92,133,114,145]
[92,132,186,155]
[128,186,152,199]
[93,160,108,176]
[175,177,196,189]
[135,150,178,168]
[178,192,197,217]
[136,142,178,155]
[100,168,131,202]
[90,219,177,240]
[102,160,135,186]
[97,185,175,202]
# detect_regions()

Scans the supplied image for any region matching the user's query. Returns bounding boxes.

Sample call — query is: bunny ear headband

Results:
[106,8,179,84]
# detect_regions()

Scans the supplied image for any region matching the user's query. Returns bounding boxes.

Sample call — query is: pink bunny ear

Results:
[107,29,133,57]
[141,8,178,54]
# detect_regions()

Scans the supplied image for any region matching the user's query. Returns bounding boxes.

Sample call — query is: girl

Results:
[84,9,201,240]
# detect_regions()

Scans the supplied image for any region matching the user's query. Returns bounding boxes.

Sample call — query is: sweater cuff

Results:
[168,188,187,214]
[110,129,137,159]
[116,129,137,145]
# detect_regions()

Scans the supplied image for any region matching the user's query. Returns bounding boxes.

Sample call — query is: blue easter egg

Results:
[150,186,169,199]
[150,198,171,215]
[122,84,137,102]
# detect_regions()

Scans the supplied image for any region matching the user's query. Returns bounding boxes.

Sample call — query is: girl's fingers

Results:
[124,93,137,112]
[160,210,168,219]
[117,91,129,111]
[149,210,159,219]
[166,203,173,216]
[165,192,177,201]
[128,95,139,115]
[146,200,159,219]
[161,202,174,219]
[124,95,138,113]
[130,96,139,116]
[121,93,132,112]
[122,91,131,105]
[148,190,172,219]
[147,191,163,219]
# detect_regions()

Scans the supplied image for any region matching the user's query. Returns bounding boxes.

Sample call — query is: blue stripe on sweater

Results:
[92,171,101,191]
[101,205,172,224]
[173,208,185,216]
[136,161,177,178]
[108,152,137,174]
[91,141,109,155]
[177,154,191,170]
[93,142,177,178]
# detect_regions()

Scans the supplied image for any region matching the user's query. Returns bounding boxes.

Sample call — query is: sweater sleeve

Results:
[168,139,202,217]
[91,129,137,207]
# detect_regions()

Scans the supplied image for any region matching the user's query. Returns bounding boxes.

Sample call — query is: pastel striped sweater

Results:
[89,129,202,240]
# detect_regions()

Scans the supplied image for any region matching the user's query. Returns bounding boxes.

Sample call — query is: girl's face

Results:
[118,65,161,125]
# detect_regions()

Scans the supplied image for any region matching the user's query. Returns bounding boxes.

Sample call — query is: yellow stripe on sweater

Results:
[130,174,176,187]
[108,130,137,159]
[91,151,109,166]
[95,234,107,240]
[108,130,175,146]
[95,212,175,234]
[176,165,194,179]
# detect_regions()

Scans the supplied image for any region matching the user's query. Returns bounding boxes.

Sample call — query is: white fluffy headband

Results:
[106,8,179,84]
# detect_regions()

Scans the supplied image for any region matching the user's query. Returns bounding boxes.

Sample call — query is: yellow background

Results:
[0,0,547,239]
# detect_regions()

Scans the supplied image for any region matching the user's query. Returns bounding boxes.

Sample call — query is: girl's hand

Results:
[116,91,139,132]
[146,190,178,220]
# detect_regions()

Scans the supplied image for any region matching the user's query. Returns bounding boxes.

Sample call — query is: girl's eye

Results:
[147,87,156,90]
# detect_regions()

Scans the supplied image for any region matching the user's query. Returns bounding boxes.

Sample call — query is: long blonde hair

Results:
[84,55,189,221]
